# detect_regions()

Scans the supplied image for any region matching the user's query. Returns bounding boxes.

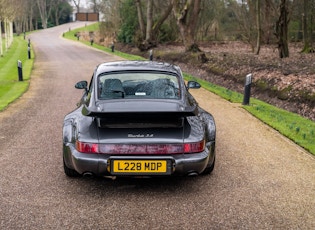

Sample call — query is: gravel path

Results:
[0,22,314,229]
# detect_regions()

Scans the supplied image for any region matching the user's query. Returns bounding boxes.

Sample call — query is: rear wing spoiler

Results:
[81,105,198,128]
[81,105,198,118]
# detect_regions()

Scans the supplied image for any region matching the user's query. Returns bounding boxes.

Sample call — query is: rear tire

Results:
[63,158,81,177]
[202,156,215,175]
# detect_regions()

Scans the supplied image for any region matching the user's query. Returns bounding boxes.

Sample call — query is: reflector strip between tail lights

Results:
[75,140,205,154]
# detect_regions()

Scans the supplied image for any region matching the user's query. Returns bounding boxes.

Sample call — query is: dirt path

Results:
[0,22,314,229]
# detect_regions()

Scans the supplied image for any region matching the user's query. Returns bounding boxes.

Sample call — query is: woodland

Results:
[0,0,315,120]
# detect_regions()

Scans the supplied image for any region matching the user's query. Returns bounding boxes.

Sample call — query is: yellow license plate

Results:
[111,160,168,174]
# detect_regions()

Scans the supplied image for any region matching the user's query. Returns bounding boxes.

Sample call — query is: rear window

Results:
[98,72,180,100]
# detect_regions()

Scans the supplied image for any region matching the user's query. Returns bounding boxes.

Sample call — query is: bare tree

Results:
[172,0,201,52]
[36,0,53,29]
[52,0,62,25]
[255,0,261,54]
[98,0,120,25]
[135,0,145,40]
[90,0,99,13]
[0,0,4,56]
[145,0,153,43]
[135,0,173,50]
[263,0,277,44]
[51,0,72,26]
[301,0,314,52]
[13,0,29,35]
[0,0,15,54]
[151,1,173,39]
[11,0,39,33]
[26,0,37,31]
[72,0,81,13]
[274,0,290,58]
[197,0,223,41]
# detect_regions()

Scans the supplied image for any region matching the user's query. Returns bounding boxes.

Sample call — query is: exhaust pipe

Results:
[104,176,117,180]
[187,171,198,177]
[83,172,94,178]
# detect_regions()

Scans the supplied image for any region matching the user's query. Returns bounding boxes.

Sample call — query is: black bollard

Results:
[28,46,31,59]
[149,49,153,61]
[111,43,115,52]
[17,60,23,81]
[242,74,252,105]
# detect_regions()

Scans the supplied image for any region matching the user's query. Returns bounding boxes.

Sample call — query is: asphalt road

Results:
[0,22,314,229]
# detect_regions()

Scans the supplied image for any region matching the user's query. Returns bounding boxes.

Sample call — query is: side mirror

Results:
[75,81,88,91]
[187,81,201,89]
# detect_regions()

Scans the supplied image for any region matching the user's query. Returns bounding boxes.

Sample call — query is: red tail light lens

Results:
[76,140,205,154]
[76,141,99,153]
[183,140,205,153]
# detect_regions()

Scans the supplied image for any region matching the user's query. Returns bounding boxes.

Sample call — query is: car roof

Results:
[95,61,182,76]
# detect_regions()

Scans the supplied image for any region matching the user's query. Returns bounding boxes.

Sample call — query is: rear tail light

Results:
[75,141,98,154]
[183,140,205,153]
[75,140,205,154]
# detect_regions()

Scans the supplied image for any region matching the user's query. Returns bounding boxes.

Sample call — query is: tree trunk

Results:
[4,19,13,52]
[5,19,9,52]
[52,0,61,26]
[9,21,13,47]
[29,8,34,31]
[135,0,145,40]
[72,0,80,13]
[0,20,3,57]
[264,0,272,44]
[136,0,173,51]
[172,0,201,52]
[301,0,312,52]
[152,2,173,36]
[255,0,261,55]
[145,0,153,43]
[36,0,48,29]
[275,0,289,58]
[28,0,34,31]
[91,0,97,13]
[55,10,59,26]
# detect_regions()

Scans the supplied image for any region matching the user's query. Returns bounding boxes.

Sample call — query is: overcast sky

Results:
[81,0,89,7]
[70,0,89,8]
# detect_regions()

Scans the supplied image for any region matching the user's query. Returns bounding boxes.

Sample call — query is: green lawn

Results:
[0,35,34,110]
[63,23,145,60]
[184,74,315,155]
[245,100,315,154]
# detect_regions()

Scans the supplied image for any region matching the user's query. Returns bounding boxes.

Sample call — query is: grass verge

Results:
[59,23,315,155]
[63,23,145,60]
[185,74,315,155]
[0,35,34,111]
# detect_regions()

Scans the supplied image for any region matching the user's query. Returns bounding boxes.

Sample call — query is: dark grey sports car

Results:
[63,61,216,177]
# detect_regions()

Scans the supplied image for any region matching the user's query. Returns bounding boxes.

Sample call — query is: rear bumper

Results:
[63,141,215,176]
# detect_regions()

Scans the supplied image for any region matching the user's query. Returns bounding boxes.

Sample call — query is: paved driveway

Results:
[0,22,314,229]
